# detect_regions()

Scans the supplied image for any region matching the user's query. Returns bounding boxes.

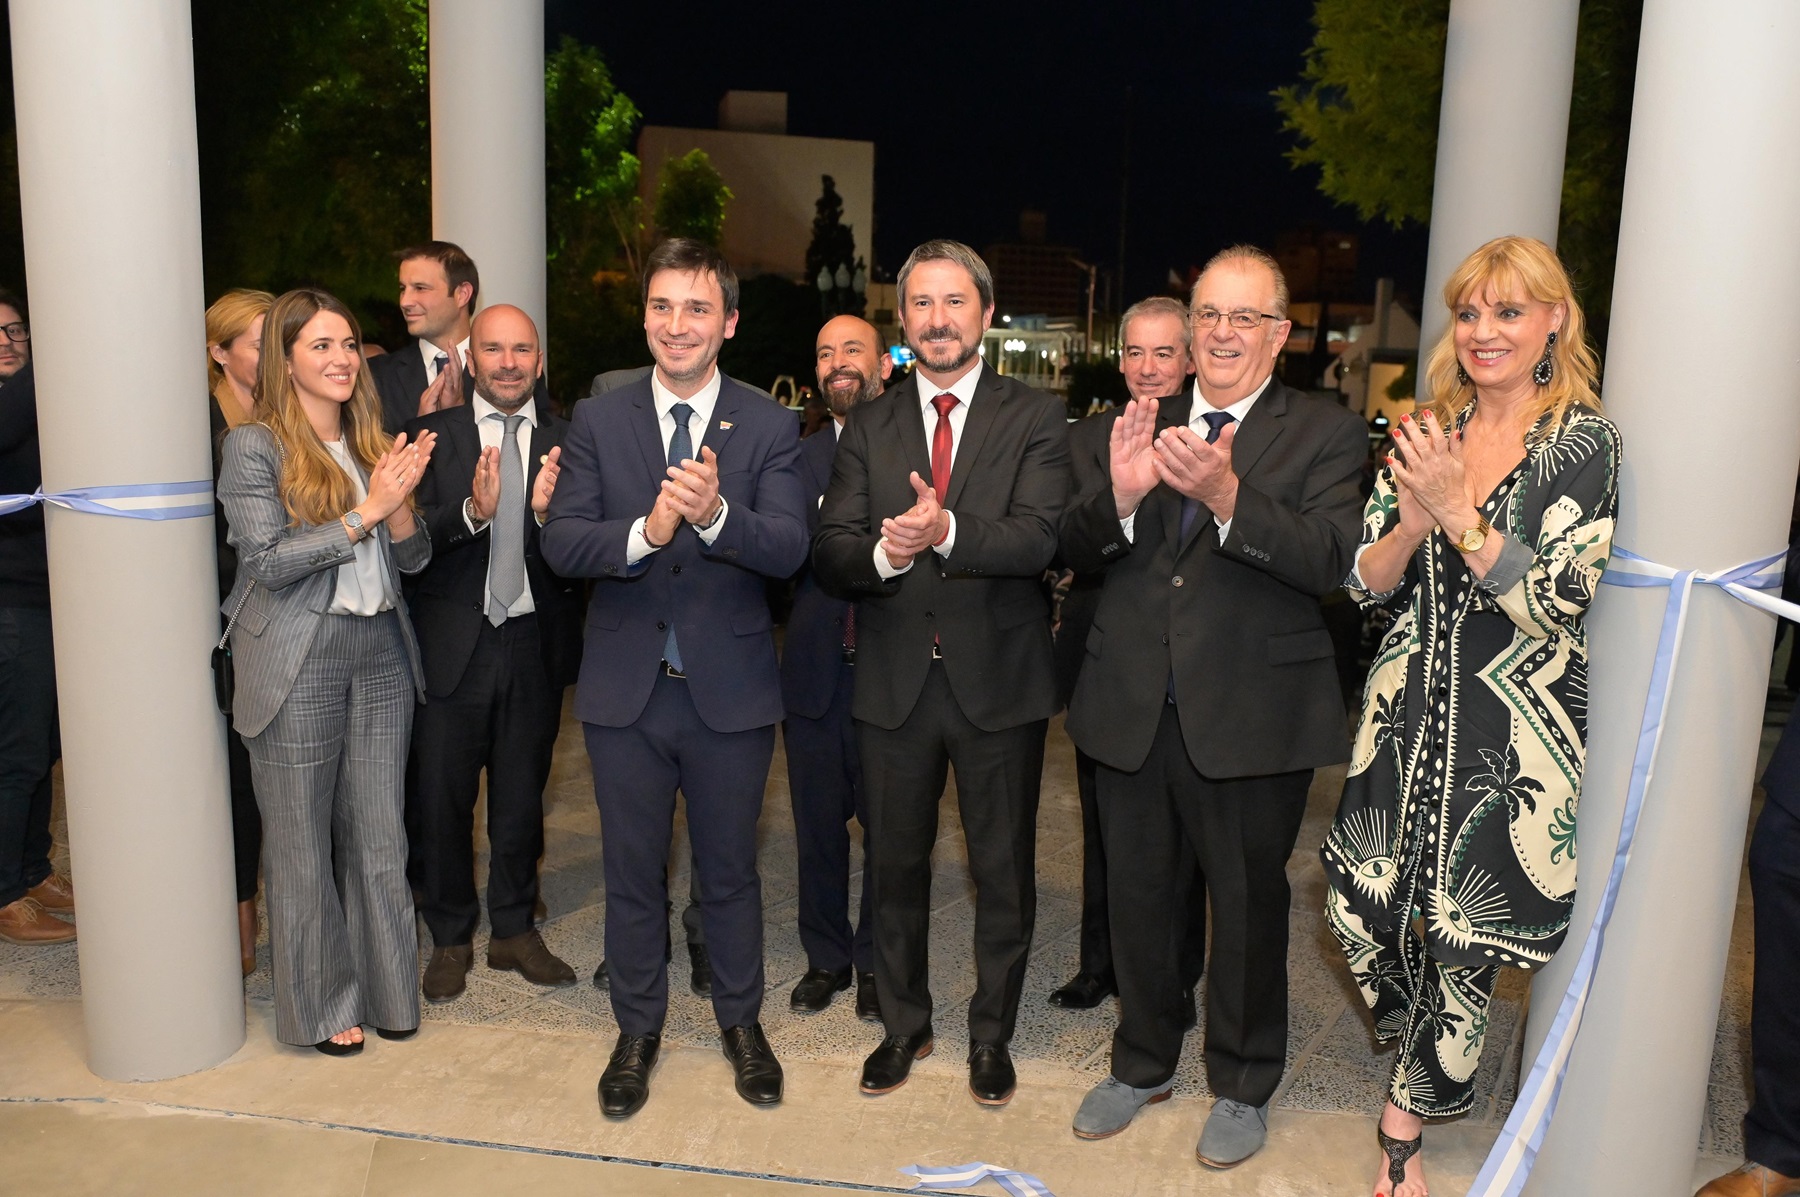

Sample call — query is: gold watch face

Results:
[1457,524,1487,552]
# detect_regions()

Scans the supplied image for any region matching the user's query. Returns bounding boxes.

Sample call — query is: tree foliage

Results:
[652,150,732,248]
[1275,0,1642,347]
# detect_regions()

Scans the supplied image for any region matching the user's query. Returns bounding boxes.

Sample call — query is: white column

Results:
[1522,2,1800,1192]
[9,1,241,1079]
[1416,0,1579,368]
[429,0,546,338]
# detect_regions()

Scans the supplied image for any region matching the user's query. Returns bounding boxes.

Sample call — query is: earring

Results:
[1456,363,1471,386]
[1533,331,1557,386]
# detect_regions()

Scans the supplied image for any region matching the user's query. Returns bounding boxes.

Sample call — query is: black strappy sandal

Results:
[1377,1127,1422,1193]
[313,1035,363,1056]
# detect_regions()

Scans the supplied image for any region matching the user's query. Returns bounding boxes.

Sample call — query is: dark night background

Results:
[547,0,1429,307]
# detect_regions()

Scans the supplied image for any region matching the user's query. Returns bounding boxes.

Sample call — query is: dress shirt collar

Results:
[651,365,723,426]
[471,391,539,428]
[418,336,470,376]
[916,359,984,413]
[1191,372,1272,428]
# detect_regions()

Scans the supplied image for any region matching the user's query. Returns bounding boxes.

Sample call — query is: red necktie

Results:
[931,393,958,503]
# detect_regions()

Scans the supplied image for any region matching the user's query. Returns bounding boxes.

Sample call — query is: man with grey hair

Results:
[815,239,1070,1106]
[1060,245,1365,1166]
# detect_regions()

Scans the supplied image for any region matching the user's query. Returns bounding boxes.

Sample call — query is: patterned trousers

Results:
[1326,890,1500,1118]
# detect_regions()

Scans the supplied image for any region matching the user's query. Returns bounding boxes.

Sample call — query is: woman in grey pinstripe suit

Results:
[218,288,437,1055]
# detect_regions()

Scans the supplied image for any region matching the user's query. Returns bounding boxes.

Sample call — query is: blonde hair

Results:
[206,288,274,430]
[1422,236,1601,437]
[253,288,392,527]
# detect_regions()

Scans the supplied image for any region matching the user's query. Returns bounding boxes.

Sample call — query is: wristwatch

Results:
[343,510,365,543]
[1452,517,1491,554]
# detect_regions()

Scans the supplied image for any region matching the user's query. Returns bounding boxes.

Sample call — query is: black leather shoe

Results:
[422,944,473,1003]
[1182,988,1198,1033]
[688,942,713,998]
[855,972,882,1023]
[720,1023,783,1105]
[598,1032,661,1118]
[1048,972,1117,1009]
[592,957,609,990]
[968,1041,1016,1106]
[860,1028,934,1095]
[790,967,852,1012]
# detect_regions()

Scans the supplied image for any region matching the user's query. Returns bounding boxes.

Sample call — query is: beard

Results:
[474,369,532,412]
[912,324,979,374]
[822,366,882,416]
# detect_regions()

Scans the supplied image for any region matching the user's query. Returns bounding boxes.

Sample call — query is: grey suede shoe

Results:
[1196,1098,1269,1168]
[1072,1076,1173,1140]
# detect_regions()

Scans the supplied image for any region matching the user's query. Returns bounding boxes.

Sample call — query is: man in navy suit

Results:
[781,314,890,1019]
[368,241,477,434]
[541,239,809,1117]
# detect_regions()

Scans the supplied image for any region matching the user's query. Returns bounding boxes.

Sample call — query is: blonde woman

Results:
[218,288,436,1054]
[206,287,273,976]
[1320,237,1620,1196]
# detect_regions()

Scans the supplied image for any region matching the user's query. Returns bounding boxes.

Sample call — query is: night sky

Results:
[549,0,1430,308]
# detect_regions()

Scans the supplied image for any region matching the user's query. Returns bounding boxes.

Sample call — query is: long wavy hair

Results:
[1421,236,1602,439]
[206,288,274,430]
[252,288,391,527]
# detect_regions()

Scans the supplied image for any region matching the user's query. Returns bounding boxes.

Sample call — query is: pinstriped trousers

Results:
[244,611,419,1045]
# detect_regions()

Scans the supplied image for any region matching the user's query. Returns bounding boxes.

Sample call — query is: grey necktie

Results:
[662,403,694,671]
[488,413,526,625]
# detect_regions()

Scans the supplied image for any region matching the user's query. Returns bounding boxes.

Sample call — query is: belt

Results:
[661,660,686,679]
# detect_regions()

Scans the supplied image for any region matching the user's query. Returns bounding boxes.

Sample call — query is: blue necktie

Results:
[662,403,694,672]
[1178,410,1237,541]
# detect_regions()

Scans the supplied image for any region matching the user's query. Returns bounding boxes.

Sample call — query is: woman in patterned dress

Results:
[1321,236,1620,1197]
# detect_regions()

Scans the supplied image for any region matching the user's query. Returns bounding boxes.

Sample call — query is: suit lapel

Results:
[449,403,482,481]
[803,427,836,494]
[886,375,934,485]
[1227,380,1287,481]
[946,370,1004,509]
[629,387,668,488]
[699,379,743,462]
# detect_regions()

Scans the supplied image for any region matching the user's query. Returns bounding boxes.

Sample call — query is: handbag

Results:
[212,580,254,717]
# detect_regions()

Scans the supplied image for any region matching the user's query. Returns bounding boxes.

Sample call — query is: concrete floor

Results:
[0,693,1771,1195]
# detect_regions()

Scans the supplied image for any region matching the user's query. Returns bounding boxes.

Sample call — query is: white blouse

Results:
[322,439,396,616]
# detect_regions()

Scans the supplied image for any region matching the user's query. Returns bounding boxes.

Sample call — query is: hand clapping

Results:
[367,430,436,521]
[1109,398,1161,518]
[880,472,949,569]
[1151,419,1239,520]
[1387,411,1472,532]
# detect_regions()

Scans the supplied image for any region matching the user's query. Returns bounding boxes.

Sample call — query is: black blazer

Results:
[1051,410,1111,710]
[780,426,851,720]
[813,368,1071,733]
[403,401,585,697]
[372,345,552,434]
[1060,380,1367,778]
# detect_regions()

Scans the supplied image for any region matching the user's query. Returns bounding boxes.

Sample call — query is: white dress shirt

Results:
[418,336,470,384]
[322,440,397,616]
[626,366,730,563]
[874,360,982,578]
[460,393,540,619]
[1121,373,1271,545]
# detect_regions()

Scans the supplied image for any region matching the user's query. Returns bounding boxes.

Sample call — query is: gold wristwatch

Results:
[1452,517,1491,554]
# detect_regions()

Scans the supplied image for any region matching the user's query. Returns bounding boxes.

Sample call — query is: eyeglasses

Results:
[1191,308,1282,331]
[0,323,28,343]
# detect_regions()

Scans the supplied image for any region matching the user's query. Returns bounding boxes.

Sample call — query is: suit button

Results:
[925,610,935,619]
[656,621,667,631]
[1171,575,1184,587]
[671,565,682,575]
[1161,633,1169,645]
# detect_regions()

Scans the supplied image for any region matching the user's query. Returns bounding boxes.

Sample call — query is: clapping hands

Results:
[880,472,949,570]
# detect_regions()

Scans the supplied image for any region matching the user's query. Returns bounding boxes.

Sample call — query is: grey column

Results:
[429,0,547,338]
[1522,2,1800,1192]
[9,1,242,1078]
[1416,0,1579,366]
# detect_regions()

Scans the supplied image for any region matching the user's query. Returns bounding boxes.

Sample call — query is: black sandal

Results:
[313,1035,364,1056]
[1377,1127,1422,1191]
[374,1027,417,1041]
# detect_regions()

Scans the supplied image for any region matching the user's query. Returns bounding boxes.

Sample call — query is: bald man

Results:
[781,315,891,1016]
[403,305,586,1003]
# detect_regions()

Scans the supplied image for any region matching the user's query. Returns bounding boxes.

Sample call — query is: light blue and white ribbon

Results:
[1469,546,1795,1197]
[0,479,214,521]
[900,1161,1055,1197]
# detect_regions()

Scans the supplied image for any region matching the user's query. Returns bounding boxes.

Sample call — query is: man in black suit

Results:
[1049,296,1208,1022]
[815,240,1070,1106]
[782,314,890,1019]
[402,304,583,1002]
[1060,246,1364,1164]
[369,241,479,434]
[541,239,810,1117]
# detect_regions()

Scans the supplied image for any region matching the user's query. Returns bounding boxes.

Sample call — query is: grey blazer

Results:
[217,423,432,737]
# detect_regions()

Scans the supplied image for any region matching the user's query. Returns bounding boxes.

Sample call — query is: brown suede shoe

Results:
[26,873,74,914]
[1698,1162,1800,1197]
[488,929,576,988]
[423,944,473,1002]
[0,897,76,945]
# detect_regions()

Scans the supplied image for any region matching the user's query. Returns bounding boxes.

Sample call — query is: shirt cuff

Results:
[874,539,913,578]
[1346,539,1401,599]
[1216,516,1232,544]
[934,510,957,558]
[627,517,658,565]
[1475,532,1532,594]
[1120,509,1137,543]
[463,497,491,535]
[695,496,728,545]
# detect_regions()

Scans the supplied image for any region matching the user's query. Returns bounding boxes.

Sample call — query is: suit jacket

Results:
[813,368,1071,733]
[217,423,432,738]
[779,425,852,720]
[1051,410,1111,710]
[1060,379,1366,778]
[539,372,810,734]
[402,400,585,697]
[371,345,552,434]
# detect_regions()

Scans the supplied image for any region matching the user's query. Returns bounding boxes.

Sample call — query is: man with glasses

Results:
[0,291,75,945]
[1059,247,1365,1167]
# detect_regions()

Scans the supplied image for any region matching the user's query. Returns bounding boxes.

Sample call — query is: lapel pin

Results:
[719,420,734,430]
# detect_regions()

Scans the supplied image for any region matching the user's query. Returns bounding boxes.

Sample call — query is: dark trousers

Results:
[1747,798,1800,1176]
[860,660,1046,1045]
[225,726,264,902]
[0,606,58,907]
[1074,746,1206,989]
[783,661,872,975]
[413,617,561,946]
[1097,702,1309,1103]
[584,671,773,1036]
